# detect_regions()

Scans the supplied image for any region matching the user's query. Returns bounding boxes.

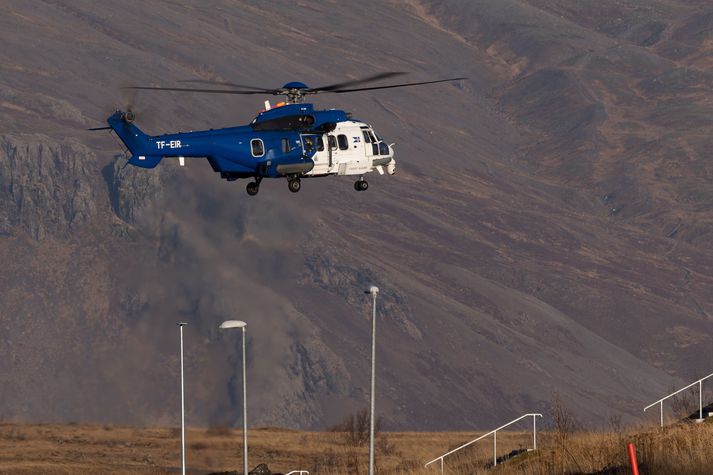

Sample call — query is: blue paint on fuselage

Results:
[106,104,345,179]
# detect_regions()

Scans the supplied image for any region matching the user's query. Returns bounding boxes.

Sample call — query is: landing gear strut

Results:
[288,177,301,193]
[354,178,368,191]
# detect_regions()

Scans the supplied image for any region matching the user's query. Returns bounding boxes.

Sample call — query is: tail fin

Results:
[107,111,162,168]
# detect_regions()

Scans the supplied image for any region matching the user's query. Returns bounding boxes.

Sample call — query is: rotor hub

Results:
[281,82,309,104]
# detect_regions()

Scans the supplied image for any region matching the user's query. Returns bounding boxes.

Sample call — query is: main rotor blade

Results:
[178,79,274,92]
[309,72,407,92]
[329,77,468,93]
[125,86,272,95]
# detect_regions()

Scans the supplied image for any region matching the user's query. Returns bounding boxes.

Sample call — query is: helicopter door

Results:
[327,134,338,170]
[336,134,354,175]
[301,134,327,175]
[362,129,380,158]
[362,129,374,158]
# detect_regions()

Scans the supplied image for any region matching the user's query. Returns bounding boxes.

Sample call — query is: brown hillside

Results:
[0,0,711,430]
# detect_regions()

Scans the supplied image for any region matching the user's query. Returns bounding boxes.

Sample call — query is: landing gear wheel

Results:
[288,178,301,193]
[246,181,259,196]
[354,179,368,191]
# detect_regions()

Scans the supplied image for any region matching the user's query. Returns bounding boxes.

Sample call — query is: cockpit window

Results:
[362,131,372,143]
[328,135,337,150]
[337,134,349,151]
[379,142,389,155]
[251,139,264,157]
[368,131,377,143]
[316,136,324,151]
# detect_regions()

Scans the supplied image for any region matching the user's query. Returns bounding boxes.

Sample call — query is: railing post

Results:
[493,430,497,466]
[425,414,543,470]
[644,372,713,428]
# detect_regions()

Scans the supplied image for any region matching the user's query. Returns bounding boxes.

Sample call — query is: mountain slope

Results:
[0,0,711,429]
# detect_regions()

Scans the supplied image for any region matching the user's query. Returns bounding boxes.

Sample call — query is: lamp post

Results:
[177,322,188,475]
[219,320,249,475]
[365,286,379,475]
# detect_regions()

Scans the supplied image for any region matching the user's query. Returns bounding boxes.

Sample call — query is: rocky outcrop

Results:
[302,250,422,341]
[0,134,96,239]
[104,156,167,225]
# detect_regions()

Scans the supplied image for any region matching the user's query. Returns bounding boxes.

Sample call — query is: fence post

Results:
[627,443,640,475]
[532,414,537,450]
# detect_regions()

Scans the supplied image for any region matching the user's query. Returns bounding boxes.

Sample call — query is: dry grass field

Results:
[1,420,713,474]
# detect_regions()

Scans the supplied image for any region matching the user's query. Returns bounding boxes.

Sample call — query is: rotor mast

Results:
[281,82,310,104]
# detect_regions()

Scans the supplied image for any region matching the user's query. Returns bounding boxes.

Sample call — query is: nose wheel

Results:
[354,179,368,191]
[288,177,301,193]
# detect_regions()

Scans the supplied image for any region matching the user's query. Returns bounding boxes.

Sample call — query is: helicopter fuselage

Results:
[105,102,395,195]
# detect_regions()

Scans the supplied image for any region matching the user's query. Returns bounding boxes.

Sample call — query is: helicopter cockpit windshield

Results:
[361,127,390,155]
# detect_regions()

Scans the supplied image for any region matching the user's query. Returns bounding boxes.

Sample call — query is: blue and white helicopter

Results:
[92,73,464,195]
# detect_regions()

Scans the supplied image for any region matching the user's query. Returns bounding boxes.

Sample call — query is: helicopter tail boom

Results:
[106,111,163,168]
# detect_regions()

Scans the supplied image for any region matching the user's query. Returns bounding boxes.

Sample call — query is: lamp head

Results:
[366,285,379,295]
[220,320,247,329]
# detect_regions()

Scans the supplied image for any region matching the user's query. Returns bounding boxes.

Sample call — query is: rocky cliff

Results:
[0,135,95,239]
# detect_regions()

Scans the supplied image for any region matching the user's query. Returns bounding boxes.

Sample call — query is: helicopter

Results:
[91,73,465,196]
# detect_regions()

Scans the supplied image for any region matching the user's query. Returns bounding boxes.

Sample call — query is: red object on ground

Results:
[627,443,640,475]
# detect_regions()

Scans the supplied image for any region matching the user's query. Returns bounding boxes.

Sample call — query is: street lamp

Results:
[177,322,188,475]
[220,320,248,475]
[364,285,379,475]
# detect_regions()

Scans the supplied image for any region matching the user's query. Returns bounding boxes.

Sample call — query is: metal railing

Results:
[424,413,542,473]
[644,371,713,428]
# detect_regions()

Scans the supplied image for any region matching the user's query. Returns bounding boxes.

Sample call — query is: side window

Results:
[328,135,337,150]
[281,138,291,153]
[251,139,264,157]
[337,134,349,151]
[362,131,372,143]
[302,136,314,153]
[316,136,324,151]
